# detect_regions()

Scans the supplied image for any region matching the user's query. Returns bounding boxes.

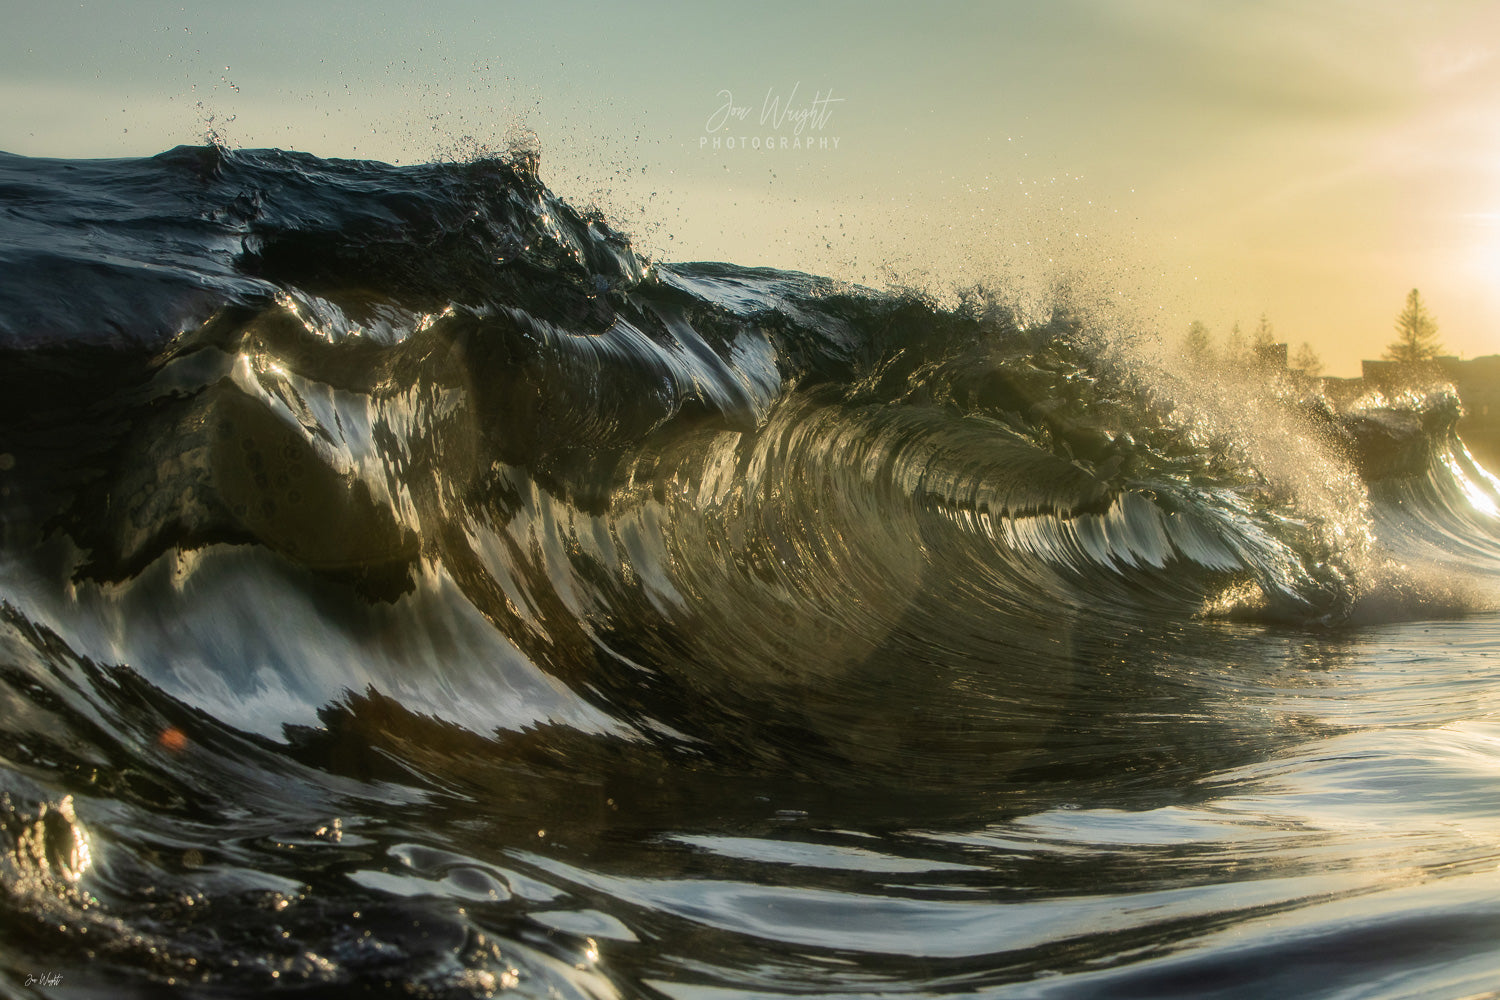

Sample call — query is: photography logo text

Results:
[701,84,843,153]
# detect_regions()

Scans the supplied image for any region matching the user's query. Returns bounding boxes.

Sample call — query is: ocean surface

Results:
[2,145,1499,999]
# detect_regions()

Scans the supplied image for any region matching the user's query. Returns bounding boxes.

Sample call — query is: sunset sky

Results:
[4,0,1498,375]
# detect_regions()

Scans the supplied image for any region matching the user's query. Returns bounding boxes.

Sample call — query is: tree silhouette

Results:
[1182,320,1212,364]
[1383,289,1443,364]
[1251,313,1275,353]
[1291,341,1323,378]
[1249,313,1284,368]
[1223,321,1246,363]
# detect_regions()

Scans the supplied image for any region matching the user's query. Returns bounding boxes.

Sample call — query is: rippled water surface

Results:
[2,146,1499,999]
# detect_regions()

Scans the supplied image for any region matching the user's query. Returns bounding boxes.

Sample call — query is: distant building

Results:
[1360,355,1500,470]
[1255,342,1288,369]
[1359,359,1402,385]
[1442,357,1500,470]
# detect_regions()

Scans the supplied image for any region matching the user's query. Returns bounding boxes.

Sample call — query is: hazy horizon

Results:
[5,0,1498,375]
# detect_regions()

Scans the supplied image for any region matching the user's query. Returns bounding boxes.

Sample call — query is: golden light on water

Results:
[9,795,93,890]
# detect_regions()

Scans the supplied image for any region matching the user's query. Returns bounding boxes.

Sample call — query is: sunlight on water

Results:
[1,145,1499,998]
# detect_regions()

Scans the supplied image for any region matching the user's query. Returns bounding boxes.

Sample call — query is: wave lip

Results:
[2,144,1500,997]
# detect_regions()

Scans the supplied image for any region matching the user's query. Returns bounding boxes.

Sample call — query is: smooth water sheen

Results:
[2,146,1499,1000]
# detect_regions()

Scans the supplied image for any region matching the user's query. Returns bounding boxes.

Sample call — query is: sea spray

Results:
[2,146,1499,997]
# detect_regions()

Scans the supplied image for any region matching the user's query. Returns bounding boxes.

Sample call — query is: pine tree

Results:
[1224,321,1246,363]
[1249,313,1283,369]
[1383,289,1443,365]
[1291,341,1323,378]
[1251,313,1275,353]
[1182,320,1212,364]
